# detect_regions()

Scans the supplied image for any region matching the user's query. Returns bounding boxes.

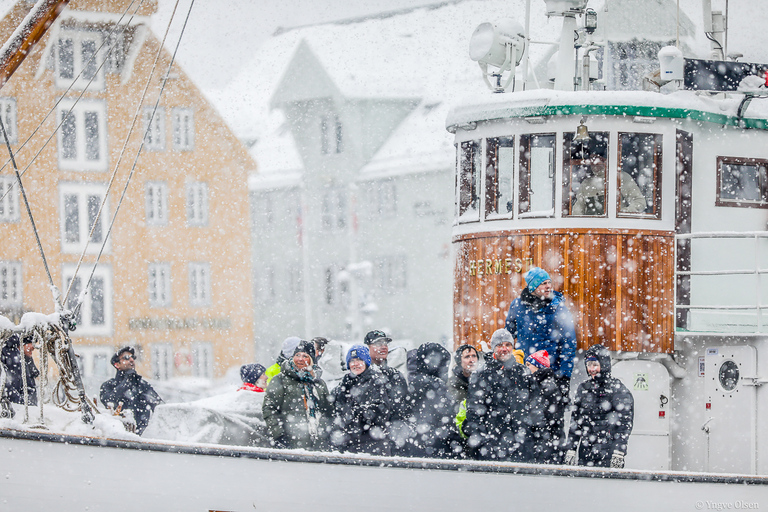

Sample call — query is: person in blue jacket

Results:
[505,266,576,433]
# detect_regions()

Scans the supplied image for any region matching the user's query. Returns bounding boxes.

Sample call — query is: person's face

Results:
[114,352,135,371]
[293,352,312,370]
[314,343,325,359]
[368,340,389,364]
[532,279,553,300]
[256,374,268,388]
[349,358,366,376]
[526,362,539,374]
[22,342,34,358]
[460,348,478,375]
[494,341,515,362]
[587,360,601,378]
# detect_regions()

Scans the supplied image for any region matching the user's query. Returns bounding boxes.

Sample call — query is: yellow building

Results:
[0,0,256,391]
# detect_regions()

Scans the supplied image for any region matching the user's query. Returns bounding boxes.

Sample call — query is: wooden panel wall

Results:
[454,228,675,353]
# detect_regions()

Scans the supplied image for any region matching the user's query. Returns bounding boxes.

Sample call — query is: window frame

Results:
[59,182,110,255]
[0,260,22,310]
[485,136,515,219]
[151,343,174,380]
[0,175,20,223]
[143,107,166,151]
[562,131,610,218]
[145,181,168,226]
[54,28,105,91]
[148,262,172,308]
[186,181,209,227]
[458,139,481,223]
[716,156,768,209]
[0,97,18,145]
[616,132,663,219]
[518,133,557,218]
[62,263,113,336]
[172,107,195,151]
[57,98,108,171]
[188,262,211,307]
[321,188,346,232]
[191,341,213,379]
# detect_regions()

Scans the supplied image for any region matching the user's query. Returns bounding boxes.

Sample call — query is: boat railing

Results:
[675,231,768,334]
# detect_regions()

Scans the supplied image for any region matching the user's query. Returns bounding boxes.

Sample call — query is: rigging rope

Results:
[67,0,196,308]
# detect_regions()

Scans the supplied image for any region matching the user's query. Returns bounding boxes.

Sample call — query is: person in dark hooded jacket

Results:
[1,335,39,405]
[463,333,539,462]
[406,342,453,458]
[565,344,634,468]
[331,345,392,455]
[448,344,480,404]
[525,350,567,464]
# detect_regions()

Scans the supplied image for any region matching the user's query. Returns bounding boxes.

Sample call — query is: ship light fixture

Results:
[584,8,598,34]
[469,18,526,93]
[574,116,590,142]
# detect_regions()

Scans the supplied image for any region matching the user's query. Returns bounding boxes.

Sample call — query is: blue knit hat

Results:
[346,344,372,369]
[240,363,267,385]
[524,267,551,292]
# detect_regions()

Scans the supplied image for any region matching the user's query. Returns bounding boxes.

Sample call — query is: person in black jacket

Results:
[463,333,539,462]
[100,346,162,435]
[448,344,480,404]
[331,344,392,456]
[565,344,634,469]
[1,335,39,405]
[525,349,567,464]
[407,342,453,458]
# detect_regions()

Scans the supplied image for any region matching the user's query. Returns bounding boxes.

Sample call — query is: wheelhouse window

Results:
[563,131,609,217]
[458,140,481,222]
[618,133,661,218]
[59,182,109,254]
[62,263,112,335]
[485,136,514,218]
[716,157,768,208]
[519,134,556,217]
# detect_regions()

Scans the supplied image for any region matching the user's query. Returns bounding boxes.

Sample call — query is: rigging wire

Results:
[66,0,197,308]
[0,0,145,205]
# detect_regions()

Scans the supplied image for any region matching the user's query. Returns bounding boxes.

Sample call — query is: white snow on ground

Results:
[0,403,139,441]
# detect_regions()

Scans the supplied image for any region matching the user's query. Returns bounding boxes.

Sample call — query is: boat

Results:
[2,0,768,509]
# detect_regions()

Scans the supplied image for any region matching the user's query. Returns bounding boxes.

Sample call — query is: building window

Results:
[145,181,168,226]
[188,262,211,307]
[617,133,662,218]
[324,264,348,306]
[172,108,194,151]
[375,255,407,294]
[485,136,515,218]
[57,99,108,171]
[148,262,171,308]
[716,156,768,208]
[368,180,397,219]
[563,131,609,217]
[0,175,20,223]
[458,140,481,222]
[321,188,346,232]
[151,343,173,380]
[59,182,109,254]
[320,114,343,155]
[519,134,556,217]
[191,341,213,379]
[0,261,22,310]
[287,264,302,298]
[62,263,112,335]
[75,346,113,381]
[0,97,17,144]
[143,107,165,151]
[54,29,105,90]
[186,181,208,227]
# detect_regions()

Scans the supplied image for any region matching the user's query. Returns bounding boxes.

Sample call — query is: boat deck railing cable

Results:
[66,0,197,309]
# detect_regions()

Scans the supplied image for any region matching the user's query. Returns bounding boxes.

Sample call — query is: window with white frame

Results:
[191,341,213,379]
[369,180,397,219]
[0,175,20,223]
[59,182,109,254]
[321,188,346,232]
[54,29,105,90]
[186,181,208,226]
[145,181,168,226]
[0,97,17,144]
[172,108,194,151]
[320,114,343,155]
[0,261,22,310]
[143,107,165,151]
[374,255,407,294]
[62,264,112,335]
[151,343,173,380]
[148,262,171,308]
[57,98,107,171]
[74,345,113,382]
[188,262,211,307]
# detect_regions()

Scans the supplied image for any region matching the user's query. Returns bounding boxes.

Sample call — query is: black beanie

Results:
[240,363,267,385]
[293,340,316,363]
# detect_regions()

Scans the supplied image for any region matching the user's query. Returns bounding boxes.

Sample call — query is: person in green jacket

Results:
[265,336,301,385]
[262,340,331,450]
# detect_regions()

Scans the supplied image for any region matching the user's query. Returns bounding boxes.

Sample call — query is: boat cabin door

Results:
[704,345,757,474]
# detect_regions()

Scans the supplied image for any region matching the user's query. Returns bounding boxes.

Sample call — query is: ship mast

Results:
[0,0,71,90]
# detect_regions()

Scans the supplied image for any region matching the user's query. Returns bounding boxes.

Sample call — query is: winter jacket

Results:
[568,344,634,467]
[331,366,392,456]
[505,289,577,378]
[100,370,162,435]
[262,360,331,450]
[406,343,453,458]
[463,357,539,462]
[1,336,39,406]
[448,366,470,404]
[529,367,568,464]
